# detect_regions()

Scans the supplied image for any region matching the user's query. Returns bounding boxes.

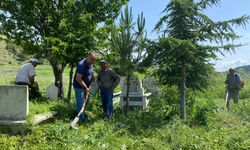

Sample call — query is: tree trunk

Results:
[125,73,131,116]
[67,65,74,103]
[50,61,66,99]
[180,62,186,121]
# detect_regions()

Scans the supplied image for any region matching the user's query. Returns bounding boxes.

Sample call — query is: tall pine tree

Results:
[154,0,249,121]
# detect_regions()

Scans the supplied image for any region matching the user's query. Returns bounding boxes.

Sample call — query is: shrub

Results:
[187,98,219,126]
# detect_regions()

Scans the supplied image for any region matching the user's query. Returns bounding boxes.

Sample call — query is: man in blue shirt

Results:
[225,68,242,111]
[73,52,97,122]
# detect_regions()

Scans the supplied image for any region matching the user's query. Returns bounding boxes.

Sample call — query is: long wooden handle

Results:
[77,92,90,117]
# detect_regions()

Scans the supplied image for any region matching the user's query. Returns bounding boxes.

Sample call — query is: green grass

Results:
[0,63,250,149]
[1,99,249,149]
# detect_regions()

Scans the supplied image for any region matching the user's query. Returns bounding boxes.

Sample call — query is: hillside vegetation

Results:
[0,36,28,65]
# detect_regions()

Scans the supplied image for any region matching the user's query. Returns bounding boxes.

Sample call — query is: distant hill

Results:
[235,65,250,74]
[0,36,15,65]
[0,35,28,65]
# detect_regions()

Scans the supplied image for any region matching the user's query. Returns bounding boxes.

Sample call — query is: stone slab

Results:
[33,111,58,125]
[0,85,29,122]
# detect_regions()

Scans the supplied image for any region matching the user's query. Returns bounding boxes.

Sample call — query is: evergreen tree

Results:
[154,0,249,121]
[110,6,148,115]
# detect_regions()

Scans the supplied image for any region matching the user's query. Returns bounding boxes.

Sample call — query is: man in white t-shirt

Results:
[15,58,40,85]
[15,58,41,99]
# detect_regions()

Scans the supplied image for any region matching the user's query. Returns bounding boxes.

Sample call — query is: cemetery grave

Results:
[120,75,152,109]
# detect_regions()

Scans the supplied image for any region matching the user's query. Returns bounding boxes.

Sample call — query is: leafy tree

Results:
[154,0,249,121]
[110,6,148,115]
[0,0,128,99]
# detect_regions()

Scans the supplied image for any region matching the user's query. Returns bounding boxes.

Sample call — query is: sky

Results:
[125,0,250,72]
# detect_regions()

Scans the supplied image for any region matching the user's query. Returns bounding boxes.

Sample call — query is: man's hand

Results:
[85,87,90,93]
[29,75,35,84]
[225,80,228,84]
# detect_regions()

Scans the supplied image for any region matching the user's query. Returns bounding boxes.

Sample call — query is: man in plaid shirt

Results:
[97,59,120,118]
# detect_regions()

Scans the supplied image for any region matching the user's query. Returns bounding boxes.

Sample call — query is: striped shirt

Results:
[97,69,120,90]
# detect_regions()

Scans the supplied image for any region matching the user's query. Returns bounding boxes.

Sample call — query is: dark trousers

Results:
[100,89,113,117]
[15,82,41,99]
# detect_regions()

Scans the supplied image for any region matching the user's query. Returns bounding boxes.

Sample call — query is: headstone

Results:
[120,75,151,109]
[46,84,58,100]
[143,76,158,93]
[0,85,28,125]
[121,75,143,96]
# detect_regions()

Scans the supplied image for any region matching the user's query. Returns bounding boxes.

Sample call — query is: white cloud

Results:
[213,58,250,72]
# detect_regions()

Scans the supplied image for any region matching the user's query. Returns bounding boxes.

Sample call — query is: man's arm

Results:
[28,66,36,84]
[97,72,101,86]
[75,73,90,93]
[111,70,120,89]
[225,74,229,84]
[237,74,241,81]
[29,75,35,84]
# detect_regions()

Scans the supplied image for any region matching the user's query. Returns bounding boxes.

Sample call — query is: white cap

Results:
[30,58,40,63]
[100,59,106,63]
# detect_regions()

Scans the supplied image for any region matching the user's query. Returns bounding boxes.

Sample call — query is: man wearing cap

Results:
[225,68,242,111]
[15,58,40,86]
[15,58,41,99]
[97,59,120,118]
[73,52,97,123]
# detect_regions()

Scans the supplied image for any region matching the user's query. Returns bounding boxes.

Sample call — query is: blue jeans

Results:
[100,89,113,117]
[74,88,89,122]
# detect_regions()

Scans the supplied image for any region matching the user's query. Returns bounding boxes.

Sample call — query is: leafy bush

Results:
[233,100,250,121]
[154,85,180,117]
[187,98,219,126]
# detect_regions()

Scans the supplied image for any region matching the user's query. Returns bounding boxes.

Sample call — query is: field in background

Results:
[1,36,70,94]
[0,64,71,97]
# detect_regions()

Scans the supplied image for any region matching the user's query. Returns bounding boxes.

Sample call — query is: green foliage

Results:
[155,85,219,126]
[153,0,249,120]
[110,6,149,114]
[233,100,250,121]
[187,98,219,126]
[155,85,179,112]
[156,38,214,90]
[1,19,250,150]
[0,90,250,149]
[0,0,129,99]
[154,0,249,90]
[110,6,148,75]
